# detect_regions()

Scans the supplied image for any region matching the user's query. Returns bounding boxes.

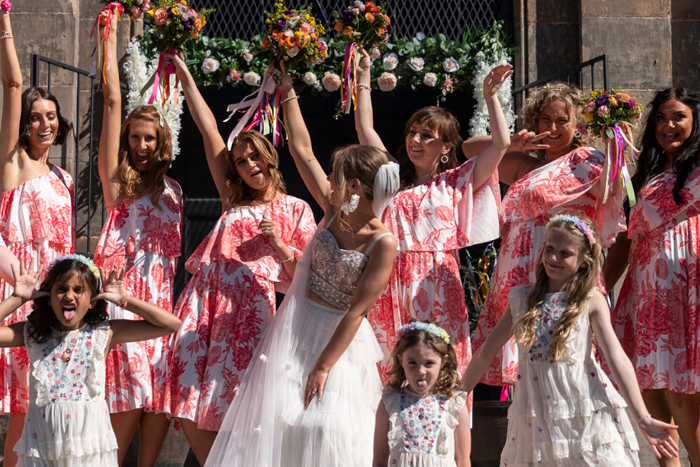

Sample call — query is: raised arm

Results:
[166,52,229,203]
[589,291,679,459]
[471,65,513,190]
[303,234,397,407]
[97,11,124,207]
[0,10,22,161]
[354,48,391,158]
[276,64,333,212]
[0,261,47,348]
[461,305,513,392]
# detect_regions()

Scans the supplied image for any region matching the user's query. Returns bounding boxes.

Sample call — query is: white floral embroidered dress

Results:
[473,148,626,386]
[369,158,500,381]
[613,166,700,393]
[93,177,183,413]
[15,322,118,466]
[164,195,315,431]
[0,166,74,413]
[503,286,639,466]
[382,389,467,467]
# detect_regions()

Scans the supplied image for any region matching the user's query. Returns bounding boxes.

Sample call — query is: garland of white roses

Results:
[468,51,516,138]
[123,37,183,158]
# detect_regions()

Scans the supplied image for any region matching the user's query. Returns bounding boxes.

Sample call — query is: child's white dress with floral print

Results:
[502,285,639,466]
[382,388,467,467]
[14,322,118,466]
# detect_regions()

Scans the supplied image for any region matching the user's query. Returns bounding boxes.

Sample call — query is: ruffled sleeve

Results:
[85,321,110,400]
[381,391,403,453]
[443,390,467,429]
[507,284,533,322]
[24,322,52,407]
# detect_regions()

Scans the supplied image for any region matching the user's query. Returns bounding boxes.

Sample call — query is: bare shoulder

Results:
[588,289,610,319]
[500,151,539,185]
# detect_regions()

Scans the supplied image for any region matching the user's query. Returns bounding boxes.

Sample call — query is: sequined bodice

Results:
[309,229,369,311]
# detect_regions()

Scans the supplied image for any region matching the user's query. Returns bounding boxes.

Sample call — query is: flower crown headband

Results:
[546,214,597,245]
[48,254,101,282]
[398,322,451,345]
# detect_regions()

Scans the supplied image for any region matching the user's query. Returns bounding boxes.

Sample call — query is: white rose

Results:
[408,57,425,72]
[382,52,399,71]
[243,53,254,64]
[377,72,397,92]
[424,72,438,87]
[201,58,220,74]
[322,72,341,92]
[203,49,211,58]
[302,71,318,86]
[443,57,460,73]
[370,48,381,59]
[287,46,300,58]
[243,71,261,86]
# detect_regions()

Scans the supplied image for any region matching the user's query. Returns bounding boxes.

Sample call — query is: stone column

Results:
[672,0,700,89]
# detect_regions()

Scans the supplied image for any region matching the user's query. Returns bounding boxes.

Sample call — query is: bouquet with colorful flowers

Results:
[100,0,150,20]
[90,3,125,89]
[141,0,213,105]
[581,89,644,204]
[333,2,390,114]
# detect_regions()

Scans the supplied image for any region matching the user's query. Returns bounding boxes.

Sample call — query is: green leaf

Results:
[605,128,614,139]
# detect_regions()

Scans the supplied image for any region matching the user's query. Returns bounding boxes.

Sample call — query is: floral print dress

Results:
[93,177,183,413]
[473,147,626,386]
[369,158,500,382]
[0,166,74,413]
[613,166,700,393]
[163,195,315,431]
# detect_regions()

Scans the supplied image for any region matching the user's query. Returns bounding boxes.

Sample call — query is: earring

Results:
[574,131,582,138]
[238,178,243,184]
[340,193,360,215]
[440,154,449,164]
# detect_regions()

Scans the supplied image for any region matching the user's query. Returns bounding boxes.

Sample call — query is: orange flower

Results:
[376,27,385,35]
[334,20,343,32]
[365,13,375,22]
[190,30,199,38]
[384,15,391,25]
[616,92,630,103]
[271,31,283,42]
[262,36,270,49]
[194,17,203,31]
[342,28,353,36]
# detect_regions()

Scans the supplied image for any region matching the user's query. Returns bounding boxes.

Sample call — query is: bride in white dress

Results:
[204,65,401,467]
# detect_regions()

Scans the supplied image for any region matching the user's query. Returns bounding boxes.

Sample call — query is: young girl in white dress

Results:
[462,215,679,465]
[373,320,470,467]
[0,255,180,466]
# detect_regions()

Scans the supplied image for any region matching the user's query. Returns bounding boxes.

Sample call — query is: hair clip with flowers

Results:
[398,322,451,345]
[546,214,597,245]
[49,254,102,281]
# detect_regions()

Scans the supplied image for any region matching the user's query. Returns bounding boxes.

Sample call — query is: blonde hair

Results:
[330,144,389,230]
[225,131,286,207]
[386,319,461,398]
[521,82,590,151]
[513,215,602,362]
[117,106,172,207]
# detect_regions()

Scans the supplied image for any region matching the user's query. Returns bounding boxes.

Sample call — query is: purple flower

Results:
[341,11,354,21]
[185,20,193,30]
[275,19,286,28]
[284,10,293,15]
[595,95,609,107]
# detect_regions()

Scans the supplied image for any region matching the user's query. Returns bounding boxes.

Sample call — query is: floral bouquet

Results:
[140,0,213,105]
[100,0,150,19]
[581,89,644,204]
[225,2,327,148]
[333,2,390,114]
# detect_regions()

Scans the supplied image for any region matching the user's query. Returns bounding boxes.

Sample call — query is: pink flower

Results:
[0,1,11,12]
[597,105,607,116]
[583,101,596,113]
[131,6,142,19]
[228,68,241,83]
[154,8,168,26]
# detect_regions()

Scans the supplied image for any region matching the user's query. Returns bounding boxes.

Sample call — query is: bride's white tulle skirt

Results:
[205,297,384,467]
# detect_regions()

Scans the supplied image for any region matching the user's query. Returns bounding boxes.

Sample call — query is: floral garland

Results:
[123,37,183,158]
[468,50,515,137]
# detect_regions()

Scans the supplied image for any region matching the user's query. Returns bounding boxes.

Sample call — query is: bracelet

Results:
[357,83,372,92]
[280,95,299,106]
[281,251,295,263]
[118,295,129,309]
[0,30,13,40]
[638,413,652,424]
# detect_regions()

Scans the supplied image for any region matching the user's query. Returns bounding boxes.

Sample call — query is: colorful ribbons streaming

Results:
[602,122,639,207]
[146,50,181,106]
[339,43,358,115]
[224,67,285,149]
[88,3,124,89]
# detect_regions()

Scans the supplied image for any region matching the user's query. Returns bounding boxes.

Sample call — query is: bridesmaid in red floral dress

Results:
[606,88,700,466]
[466,82,626,387]
[161,53,316,465]
[355,49,510,382]
[0,9,74,467]
[94,17,182,466]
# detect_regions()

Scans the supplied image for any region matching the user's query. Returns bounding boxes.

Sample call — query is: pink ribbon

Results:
[88,3,124,89]
[147,50,180,106]
[602,122,638,205]
[339,43,358,115]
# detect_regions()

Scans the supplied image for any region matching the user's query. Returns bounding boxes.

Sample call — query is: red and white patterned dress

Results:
[613,166,700,393]
[0,166,74,413]
[93,177,183,413]
[473,147,626,386]
[163,195,315,431]
[368,158,500,381]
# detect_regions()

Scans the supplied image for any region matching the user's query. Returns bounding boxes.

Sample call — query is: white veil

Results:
[372,161,400,218]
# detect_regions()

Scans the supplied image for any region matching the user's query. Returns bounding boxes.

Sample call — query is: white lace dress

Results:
[382,389,467,467]
[14,322,118,466]
[502,286,639,466]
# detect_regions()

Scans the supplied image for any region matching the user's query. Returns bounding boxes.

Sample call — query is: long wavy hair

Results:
[396,106,462,189]
[386,319,461,398]
[513,216,602,362]
[631,88,700,206]
[224,130,286,207]
[27,259,108,344]
[18,87,70,151]
[117,106,173,207]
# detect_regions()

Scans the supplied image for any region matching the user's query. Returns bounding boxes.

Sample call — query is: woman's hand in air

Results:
[96,267,128,306]
[510,129,551,152]
[10,260,46,303]
[483,64,513,98]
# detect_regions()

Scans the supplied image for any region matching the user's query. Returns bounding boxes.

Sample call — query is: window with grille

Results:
[195,0,511,40]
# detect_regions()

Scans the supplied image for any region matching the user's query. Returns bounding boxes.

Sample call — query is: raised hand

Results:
[483,64,514,97]
[357,47,371,77]
[96,267,128,307]
[638,416,680,459]
[272,60,294,94]
[10,260,46,303]
[510,129,551,152]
